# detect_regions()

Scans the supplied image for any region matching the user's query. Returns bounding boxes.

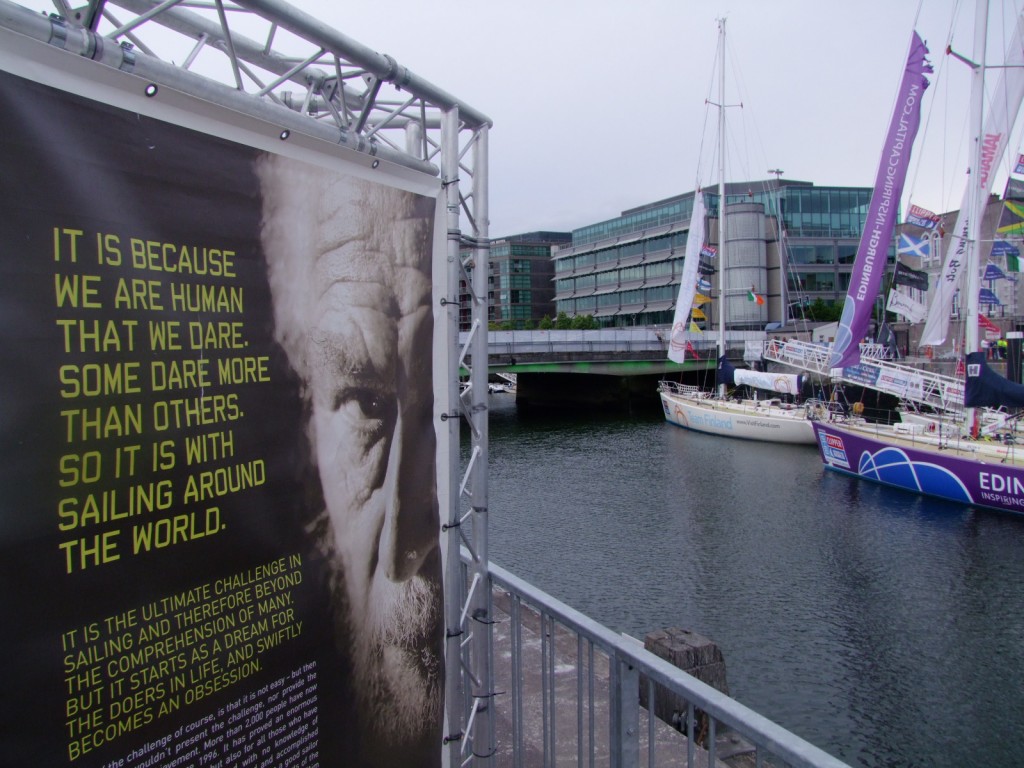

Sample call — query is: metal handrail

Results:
[477,554,851,768]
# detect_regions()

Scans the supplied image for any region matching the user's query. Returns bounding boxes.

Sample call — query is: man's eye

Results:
[333,387,393,424]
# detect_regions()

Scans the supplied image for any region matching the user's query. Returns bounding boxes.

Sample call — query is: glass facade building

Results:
[553,180,893,329]
[460,231,571,330]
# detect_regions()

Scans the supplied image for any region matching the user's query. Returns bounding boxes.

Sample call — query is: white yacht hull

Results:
[659,388,816,445]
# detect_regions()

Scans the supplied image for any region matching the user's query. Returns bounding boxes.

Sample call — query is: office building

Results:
[552,180,887,329]
[460,231,571,330]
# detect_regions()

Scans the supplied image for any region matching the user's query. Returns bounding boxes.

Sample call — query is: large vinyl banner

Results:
[0,67,443,768]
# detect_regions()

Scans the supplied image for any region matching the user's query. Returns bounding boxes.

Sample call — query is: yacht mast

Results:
[716,17,728,396]
[965,0,990,435]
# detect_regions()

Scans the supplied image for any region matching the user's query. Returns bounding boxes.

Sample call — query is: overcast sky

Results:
[301,0,1020,237]
[22,0,1024,237]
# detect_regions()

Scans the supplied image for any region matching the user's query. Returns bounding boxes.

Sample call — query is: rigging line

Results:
[694,101,714,195]
[915,0,973,214]
[691,29,723,194]
[988,1,1024,198]
[707,28,755,189]
[723,34,762,187]
[719,24,791,264]
[717,25,804,329]
[913,0,926,32]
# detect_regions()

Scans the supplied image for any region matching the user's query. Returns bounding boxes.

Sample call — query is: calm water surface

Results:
[479,394,1024,768]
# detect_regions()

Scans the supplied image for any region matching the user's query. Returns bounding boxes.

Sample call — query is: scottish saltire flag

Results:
[983,262,1008,281]
[906,204,941,229]
[697,278,712,292]
[831,31,932,369]
[898,232,930,258]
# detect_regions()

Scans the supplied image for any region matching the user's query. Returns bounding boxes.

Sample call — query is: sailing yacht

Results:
[659,18,899,446]
[659,370,817,444]
[658,183,816,443]
[812,3,1024,516]
[658,19,817,445]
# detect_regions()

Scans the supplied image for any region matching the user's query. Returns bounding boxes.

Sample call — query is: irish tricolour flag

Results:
[747,286,765,305]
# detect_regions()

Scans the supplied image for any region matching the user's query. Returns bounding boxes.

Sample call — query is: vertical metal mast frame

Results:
[0,0,493,763]
[715,17,727,396]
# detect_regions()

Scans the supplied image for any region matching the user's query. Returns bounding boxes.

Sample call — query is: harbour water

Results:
[478,393,1024,768]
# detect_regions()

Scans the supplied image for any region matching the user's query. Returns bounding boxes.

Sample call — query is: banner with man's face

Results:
[0,50,444,768]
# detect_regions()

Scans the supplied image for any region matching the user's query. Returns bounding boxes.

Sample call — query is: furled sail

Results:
[718,356,803,395]
[920,8,1024,346]
[829,31,932,369]
[668,191,707,363]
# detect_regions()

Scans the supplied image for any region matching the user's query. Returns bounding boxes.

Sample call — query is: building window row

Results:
[566,284,676,312]
[499,274,532,289]
[782,187,871,238]
[555,258,684,298]
[555,231,687,276]
[571,199,690,247]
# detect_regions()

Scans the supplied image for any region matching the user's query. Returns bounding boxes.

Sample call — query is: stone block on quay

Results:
[641,627,730,728]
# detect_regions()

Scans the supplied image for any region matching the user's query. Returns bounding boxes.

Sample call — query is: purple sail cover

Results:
[829,32,932,370]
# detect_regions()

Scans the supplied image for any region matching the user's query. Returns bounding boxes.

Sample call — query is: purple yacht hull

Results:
[811,420,1024,515]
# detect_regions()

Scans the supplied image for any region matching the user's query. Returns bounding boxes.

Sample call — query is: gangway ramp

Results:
[762,338,966,414]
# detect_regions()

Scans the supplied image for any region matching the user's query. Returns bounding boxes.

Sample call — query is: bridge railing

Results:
[466,329,769,359]
[468,553,851,768]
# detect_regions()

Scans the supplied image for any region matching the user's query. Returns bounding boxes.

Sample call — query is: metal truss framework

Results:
[0,0,494,763]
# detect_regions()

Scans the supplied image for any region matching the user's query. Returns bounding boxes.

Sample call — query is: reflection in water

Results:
[476,394,1024,768]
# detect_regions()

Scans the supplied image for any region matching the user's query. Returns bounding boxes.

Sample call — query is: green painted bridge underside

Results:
[485,358,714,376]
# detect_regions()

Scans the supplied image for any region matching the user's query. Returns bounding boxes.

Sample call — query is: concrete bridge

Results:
[463,329,767,409]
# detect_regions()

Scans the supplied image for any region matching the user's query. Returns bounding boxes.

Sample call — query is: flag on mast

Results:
[830,31,932,368]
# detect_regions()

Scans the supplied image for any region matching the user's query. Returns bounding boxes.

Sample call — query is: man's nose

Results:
[380,403,438,582]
